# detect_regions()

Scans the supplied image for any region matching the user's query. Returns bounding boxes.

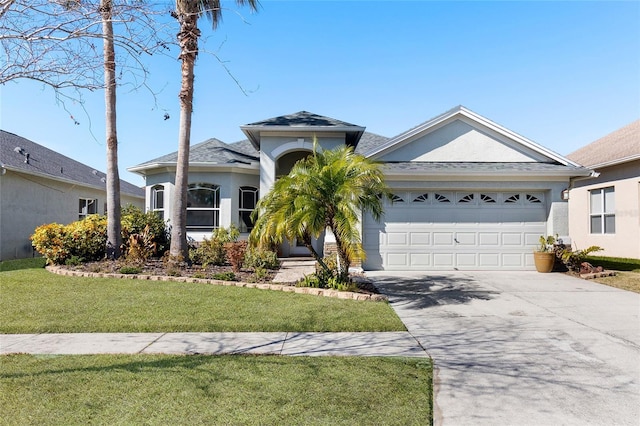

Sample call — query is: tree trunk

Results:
[101,0,121,259]
[170,10,199,261]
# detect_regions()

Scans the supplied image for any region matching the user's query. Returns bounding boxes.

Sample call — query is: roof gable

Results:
[367,106,577,166]
[566,119,640,168]
[0,130,143,197]
[241,111,365,150]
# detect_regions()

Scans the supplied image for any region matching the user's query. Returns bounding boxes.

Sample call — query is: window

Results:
[526,194,543,204]
[590,187,615,234]
[434,193,451,203]
[413,193,429,203]
[78,198,97,220]
[187,183,220,231]
[480,194,496,203]
[151,185,164,220]
[391,194,404,203]
[239,186,258,233]
[457,193,474,203]
[504,194,520,204]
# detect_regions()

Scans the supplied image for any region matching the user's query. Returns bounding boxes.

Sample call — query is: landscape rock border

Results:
[45,266,388,302]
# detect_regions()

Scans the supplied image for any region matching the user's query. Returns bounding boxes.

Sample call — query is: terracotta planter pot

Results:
[533,252,555,273]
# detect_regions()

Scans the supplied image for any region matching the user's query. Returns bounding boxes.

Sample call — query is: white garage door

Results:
[363,191,547,271]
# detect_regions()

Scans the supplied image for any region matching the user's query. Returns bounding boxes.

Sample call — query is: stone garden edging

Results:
[45,265,388,302]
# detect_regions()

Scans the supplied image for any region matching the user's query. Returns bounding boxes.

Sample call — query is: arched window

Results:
[187,183,220,231]
[151,185,164,220]
[239,186,258,233]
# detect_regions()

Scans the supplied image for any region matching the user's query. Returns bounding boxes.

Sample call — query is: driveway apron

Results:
[369,271,640,426]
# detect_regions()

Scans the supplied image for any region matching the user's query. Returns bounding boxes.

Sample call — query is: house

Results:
[0,130,145,261]
[566,120,640,259]
[129,106,592,271]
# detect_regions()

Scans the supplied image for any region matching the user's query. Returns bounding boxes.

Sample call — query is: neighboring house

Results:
[566,120,640,259]
[129,106,592,271]
[0,130,145,261]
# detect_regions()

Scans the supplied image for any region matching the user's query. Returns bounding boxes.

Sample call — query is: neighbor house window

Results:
[590,187,615,234]
[78,198,97,220]
[151,185,164,220]
[187,183,220,231]
[239,186,258,233]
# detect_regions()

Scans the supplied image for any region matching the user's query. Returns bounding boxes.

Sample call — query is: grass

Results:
[584,256,640,294]
[0,257,46,272]
[0,354,432,426]
[0,269,405,333]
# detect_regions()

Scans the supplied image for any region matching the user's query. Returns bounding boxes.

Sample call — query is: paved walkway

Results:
[1,332,426,357]
[272,257,316,283]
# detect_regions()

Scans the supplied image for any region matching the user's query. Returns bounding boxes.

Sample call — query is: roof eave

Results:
[585,154,640,169]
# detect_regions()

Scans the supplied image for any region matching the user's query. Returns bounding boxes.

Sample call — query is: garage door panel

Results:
[410,232,430,245]
[502,233,523,246]
[456,233,476,245]
[433,232,454,245]
[479,253,500,267]
[387,232,407,246]
[456,253,477,267]
[387,253,408,267]
[479,232,500,246]
[502,253,525,267]
[410,253,431,267]
[433,253,454,267]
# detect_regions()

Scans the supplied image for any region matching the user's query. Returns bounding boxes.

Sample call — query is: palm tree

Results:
[170,0,259,261]
[250,145,391,282]
[101,0,122,259]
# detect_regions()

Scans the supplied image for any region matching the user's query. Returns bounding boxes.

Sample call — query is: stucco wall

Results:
[378,119,548,163]
[142,169,259,242]
[568,160,640,258]
[0,171,143,260]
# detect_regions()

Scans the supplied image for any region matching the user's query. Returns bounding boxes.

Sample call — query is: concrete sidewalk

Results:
[1,332,428,357]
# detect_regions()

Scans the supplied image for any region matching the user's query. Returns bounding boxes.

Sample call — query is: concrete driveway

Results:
[367,271,640,426]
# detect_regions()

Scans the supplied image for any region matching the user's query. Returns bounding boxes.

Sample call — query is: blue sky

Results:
[2,0,639,186]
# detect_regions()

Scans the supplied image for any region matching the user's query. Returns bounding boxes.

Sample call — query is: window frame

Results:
[78,198,98,220]
[238,186,258,233]
[186,183,220,231]
[589,186,615,234]
[151,185,165,221]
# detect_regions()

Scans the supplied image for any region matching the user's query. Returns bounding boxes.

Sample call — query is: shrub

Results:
[65,255,84,267]
[243,248,280,270]
[119,265,142,274]
[561,246,603,272]
[224,241,248,272]
[31,223,69,264]
[191,225,239,267]
[125,225,157,264]
[211,271,236,281]
[65,215,108,262]
[121,206,168,257]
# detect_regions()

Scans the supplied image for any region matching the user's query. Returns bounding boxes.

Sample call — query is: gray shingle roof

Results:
[382,162,591,176]
[245,111,361,128]
[133,138,259,167]
[566,120,640,167]
[354,132,390,155]
[0,130,144,197]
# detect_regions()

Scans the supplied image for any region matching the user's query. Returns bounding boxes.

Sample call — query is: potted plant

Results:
[534,235,556,273]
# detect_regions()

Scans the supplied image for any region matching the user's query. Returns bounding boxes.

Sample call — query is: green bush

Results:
[65,215,108,262]
[31,207,169,265]
[121,206,169,256]
[190,225,239,267]
[243,248,280,270]
[211,271,236,281]
[119,266,142,274]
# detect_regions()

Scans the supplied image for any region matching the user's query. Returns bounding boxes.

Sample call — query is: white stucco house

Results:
[566,120,640,259]
[0,130,145,261]
[129,106,593,271]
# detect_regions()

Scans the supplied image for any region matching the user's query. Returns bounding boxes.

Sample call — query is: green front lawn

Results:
[585,256,640,294]
[0,354,432,425]
[0,269,405,333]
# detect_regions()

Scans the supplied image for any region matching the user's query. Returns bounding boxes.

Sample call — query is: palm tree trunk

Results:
[170,9,199,261]
[101,0,121,259]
